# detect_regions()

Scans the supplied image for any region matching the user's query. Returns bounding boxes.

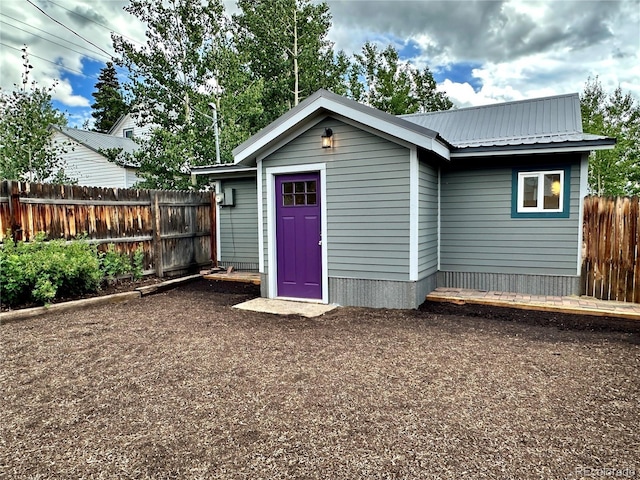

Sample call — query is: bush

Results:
[99,243,145,283]
[0,233,102,306]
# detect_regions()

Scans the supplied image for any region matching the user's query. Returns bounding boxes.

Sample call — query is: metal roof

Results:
[400,93,612,150]
[52,126,140,167]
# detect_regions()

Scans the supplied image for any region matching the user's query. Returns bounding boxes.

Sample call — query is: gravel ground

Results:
[1,280,639,479]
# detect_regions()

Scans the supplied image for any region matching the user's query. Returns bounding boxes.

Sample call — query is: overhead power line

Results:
[26,0,114,59]
[0,42,98,79]
[44,0,145,49]
[0,12,112,61]
[0,20,110,65]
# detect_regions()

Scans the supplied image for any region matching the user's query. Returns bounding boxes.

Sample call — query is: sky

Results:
[0,0,639,128]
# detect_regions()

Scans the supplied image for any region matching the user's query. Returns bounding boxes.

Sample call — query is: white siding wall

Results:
[53,132,133,188]
[110,114,153,140]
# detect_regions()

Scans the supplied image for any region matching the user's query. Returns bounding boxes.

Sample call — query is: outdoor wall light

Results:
[321,128,333,148]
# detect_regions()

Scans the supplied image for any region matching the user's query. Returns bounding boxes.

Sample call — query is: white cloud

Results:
[51,79,90,107]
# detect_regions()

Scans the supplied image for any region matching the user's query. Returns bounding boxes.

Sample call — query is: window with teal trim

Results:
[511,166,571,218]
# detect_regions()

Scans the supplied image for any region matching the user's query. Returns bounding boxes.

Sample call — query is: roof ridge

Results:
[401,92,580,118]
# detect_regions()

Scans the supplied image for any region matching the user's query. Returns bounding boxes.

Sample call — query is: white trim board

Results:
[265,163,328,304]
[256,160,264,273]
[409,147,419,281]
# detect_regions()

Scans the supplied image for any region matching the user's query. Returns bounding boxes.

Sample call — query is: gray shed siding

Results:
[219,178,259,270]
[439,155,581,276]
[417,152,438,279]
[261,118,411,287]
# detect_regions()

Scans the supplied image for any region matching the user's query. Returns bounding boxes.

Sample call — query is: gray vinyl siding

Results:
[262,118,411,282]
[219,178,259,268]
[439,156,581,276]
[418,155,438,278]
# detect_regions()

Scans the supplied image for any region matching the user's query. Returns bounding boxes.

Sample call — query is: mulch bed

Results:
[1,280,638,479]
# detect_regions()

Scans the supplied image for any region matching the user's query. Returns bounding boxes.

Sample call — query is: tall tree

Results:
[112,0,261,189]
[234,0,346,128]
[347,42,453,115]
[91,61,128,133]
[0,47,71,182]
[581,76,640,196]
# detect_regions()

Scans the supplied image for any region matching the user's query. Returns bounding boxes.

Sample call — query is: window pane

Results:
[283,194,294,206]
[294,194,306,205]
[544,174,561,209]
[294,182,305,193]
[523,176,538,207]
[283,182,293,194]
[307,193,317,205]
[306,181,316,193]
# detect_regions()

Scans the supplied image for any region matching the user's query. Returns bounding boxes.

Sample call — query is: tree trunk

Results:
[293,7,299,106]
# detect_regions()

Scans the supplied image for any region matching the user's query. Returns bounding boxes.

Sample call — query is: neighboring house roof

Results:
[51,126,140,167]
[401,93,615,156]
[232,89,452,165]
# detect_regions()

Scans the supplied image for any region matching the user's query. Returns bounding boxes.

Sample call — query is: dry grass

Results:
[1,280,639,479]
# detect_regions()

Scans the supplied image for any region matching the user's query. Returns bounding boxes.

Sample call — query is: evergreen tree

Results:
[91,62,128,133]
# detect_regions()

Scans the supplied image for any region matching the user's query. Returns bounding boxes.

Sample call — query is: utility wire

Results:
[0,12,112,61]
[26,0,114,59]
[0,20,110,64]
[0,42,97,79]
[44,0,145,48]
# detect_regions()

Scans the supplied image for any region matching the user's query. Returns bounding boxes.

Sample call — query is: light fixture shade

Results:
[321,128,333,148]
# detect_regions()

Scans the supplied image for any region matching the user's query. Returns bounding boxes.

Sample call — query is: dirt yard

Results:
[1,280,639,479]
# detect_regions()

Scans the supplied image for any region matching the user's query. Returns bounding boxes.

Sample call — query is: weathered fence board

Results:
[0,181,213,277]
[582,196,640,302]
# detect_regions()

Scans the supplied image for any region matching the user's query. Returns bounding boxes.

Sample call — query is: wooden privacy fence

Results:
[582,196,640,303]
[0,181,216,277]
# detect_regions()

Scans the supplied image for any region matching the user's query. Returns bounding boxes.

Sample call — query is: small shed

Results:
[192,90,614,309]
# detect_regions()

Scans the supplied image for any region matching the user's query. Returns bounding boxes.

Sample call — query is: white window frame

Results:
[517,170,564,213]
[123,128,134,138]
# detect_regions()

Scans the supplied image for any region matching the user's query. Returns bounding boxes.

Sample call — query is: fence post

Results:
[8,180,23,242]
[153,192,163,278]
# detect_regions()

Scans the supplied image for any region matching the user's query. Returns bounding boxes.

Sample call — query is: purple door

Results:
[275,172,322,299]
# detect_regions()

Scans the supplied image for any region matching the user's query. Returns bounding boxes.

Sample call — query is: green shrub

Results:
[99,244,132,283]
[132,245,144,281]
[0,233,102,306]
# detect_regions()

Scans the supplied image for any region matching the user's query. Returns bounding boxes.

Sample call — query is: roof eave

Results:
[191,165,257,179]
[450,139,616,158]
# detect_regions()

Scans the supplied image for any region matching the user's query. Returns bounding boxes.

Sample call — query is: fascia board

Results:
[451,143,615,158]
[191,166,257,177]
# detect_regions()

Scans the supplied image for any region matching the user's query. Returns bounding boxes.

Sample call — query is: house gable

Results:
[233,89,451,166]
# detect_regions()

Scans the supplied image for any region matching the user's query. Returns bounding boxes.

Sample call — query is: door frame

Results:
[266,163,328,303]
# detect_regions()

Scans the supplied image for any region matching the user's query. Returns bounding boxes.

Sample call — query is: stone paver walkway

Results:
[427,287,640,320]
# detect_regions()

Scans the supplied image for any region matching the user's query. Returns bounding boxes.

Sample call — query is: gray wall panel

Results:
[219,178,259,267]
[418,155,438,278]
[440,155,581,276]
[262,118,411,282]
